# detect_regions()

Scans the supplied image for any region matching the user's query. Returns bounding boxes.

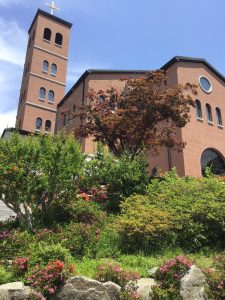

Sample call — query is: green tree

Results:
[0,133,84,228]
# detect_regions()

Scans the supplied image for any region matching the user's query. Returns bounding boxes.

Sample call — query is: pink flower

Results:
[48,288,55,294]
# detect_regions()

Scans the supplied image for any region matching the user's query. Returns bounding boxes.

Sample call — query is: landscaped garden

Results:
[0,133,225,299]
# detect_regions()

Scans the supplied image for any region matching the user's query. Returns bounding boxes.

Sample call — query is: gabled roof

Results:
[58,69,149,108]
[161,56,225,83]
[58,56,225,108]
[28,9,72,33]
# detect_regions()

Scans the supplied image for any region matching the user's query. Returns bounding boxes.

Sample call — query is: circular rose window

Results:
[199,76,212,93]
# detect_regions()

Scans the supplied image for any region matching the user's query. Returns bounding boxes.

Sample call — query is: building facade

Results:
[14,9,225,177]
[16,9,72,134]
[56,57,225,177]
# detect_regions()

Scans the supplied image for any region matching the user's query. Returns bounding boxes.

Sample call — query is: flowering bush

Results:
[13,257,29,275]
[122,281,142,299]
[27,260,74,298]
[152,256,193,299]
[0,230,10,240]
[96,261,140,290]
[203,268,225,300]
[213,252,225,270]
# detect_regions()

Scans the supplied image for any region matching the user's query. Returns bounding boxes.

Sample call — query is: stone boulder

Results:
[54,276,121,300]
[136,278,157,300]
[180,265,208,300]
[0,282,32,300]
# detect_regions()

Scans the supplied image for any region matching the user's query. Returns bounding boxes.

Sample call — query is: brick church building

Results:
[7,6,225,177]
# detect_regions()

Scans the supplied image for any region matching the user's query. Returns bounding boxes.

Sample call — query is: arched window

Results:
[55,33,63,45]
[35,118,42,131]
[201,149,225,175]
[45,120,51,132]
[43,28,51,41]
[42,60,49,73]
[48,90,54,102]
[206,104,213,123]
[51,64,57,75]
[195,100,202,119]
[216,107,223,127]
[39,87,46,100]
[99,95,105,103]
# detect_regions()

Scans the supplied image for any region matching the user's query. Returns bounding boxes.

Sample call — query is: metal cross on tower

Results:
[45,1,60,15]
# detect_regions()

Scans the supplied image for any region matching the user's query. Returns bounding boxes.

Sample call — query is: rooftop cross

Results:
[45,1,60,15]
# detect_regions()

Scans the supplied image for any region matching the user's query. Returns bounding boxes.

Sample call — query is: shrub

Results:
[147,170,225,251]
[13,257,29,276]
[203,268,225,300]
[112,195,174,253]
[28,242,74,268]
[152,256,193,299]
[27,260,74,298]
[0,266,12,285]
[96,261,140,289]
[213,252,225,270]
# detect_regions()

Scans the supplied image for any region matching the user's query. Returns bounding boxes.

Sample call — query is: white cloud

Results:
[0,17,27,66]
[0,110,17,136]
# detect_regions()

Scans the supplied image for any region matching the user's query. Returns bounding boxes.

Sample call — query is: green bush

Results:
[0,266,12,285]
[146,170,225,251]
[112,195,174,253]
[28,242,74,268]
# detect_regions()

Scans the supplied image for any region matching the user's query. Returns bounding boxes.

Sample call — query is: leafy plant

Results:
[0,265,12,285]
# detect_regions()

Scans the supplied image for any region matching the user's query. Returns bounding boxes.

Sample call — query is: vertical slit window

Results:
[216,107,223,126]
[43,60,49,72]
[48,90,54,102]
[195,100,202,119]
[206,104,213,123]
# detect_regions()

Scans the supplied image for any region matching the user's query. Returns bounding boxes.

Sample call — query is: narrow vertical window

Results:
[39,87,46,100]
[216,107,223,127]
[45,120,51,132]
[51,64,57,75]
[206,104,213,123]
[48,90,54,102]
[43,60,49,72]
[43,28,51,41]
[55,33,63,45]
[195,100,202,119]
[35,118,42,131]
[32,30,36,40]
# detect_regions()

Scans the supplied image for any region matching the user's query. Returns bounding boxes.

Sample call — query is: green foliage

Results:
[82,152,150,212]
[203,268,225,300]
[0,266,12,284]
[0,133,84,227]
[113,195,174,253]
[28,242,74,268]
[146,169,225,251]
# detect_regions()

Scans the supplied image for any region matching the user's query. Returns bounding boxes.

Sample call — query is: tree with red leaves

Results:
[75,70,197,157]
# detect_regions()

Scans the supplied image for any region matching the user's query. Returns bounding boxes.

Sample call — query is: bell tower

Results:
[16,4,72,134]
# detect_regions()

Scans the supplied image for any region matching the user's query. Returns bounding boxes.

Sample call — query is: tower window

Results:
[216,107,223,127]
[43,60,49,73]
[48,90,54,102]
[45,120,52,132]
[206,104,213,123]
[51,64,57,76]
[195,99,202,119]
[39,87,46,100]
[35,118,42,131]
[55,33,63,46]
[43,28,52,41]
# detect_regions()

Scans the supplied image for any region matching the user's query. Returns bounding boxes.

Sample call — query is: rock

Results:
[0,282,32,300]
[136,278,157,300]
[55,276,121,300]
[148,267,159,277]
[0,290,9,300]
[180,265,208,300]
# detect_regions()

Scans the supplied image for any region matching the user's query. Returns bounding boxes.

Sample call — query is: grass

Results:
[74,249,216,279]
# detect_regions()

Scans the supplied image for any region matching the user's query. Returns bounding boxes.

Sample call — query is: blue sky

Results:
[0,0,225,134]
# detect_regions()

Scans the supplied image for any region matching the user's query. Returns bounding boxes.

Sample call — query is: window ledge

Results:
[51,73,56,77]
[39,98,45,102]
[218,125,224,129]
[48,101,54,104]
[208,121,214,126]
[35,129,41,133]
[55,43,62,48]
[43,39,51,43]
[45,131,50,134]
[42,71,48,74]
[197,117,203,122]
